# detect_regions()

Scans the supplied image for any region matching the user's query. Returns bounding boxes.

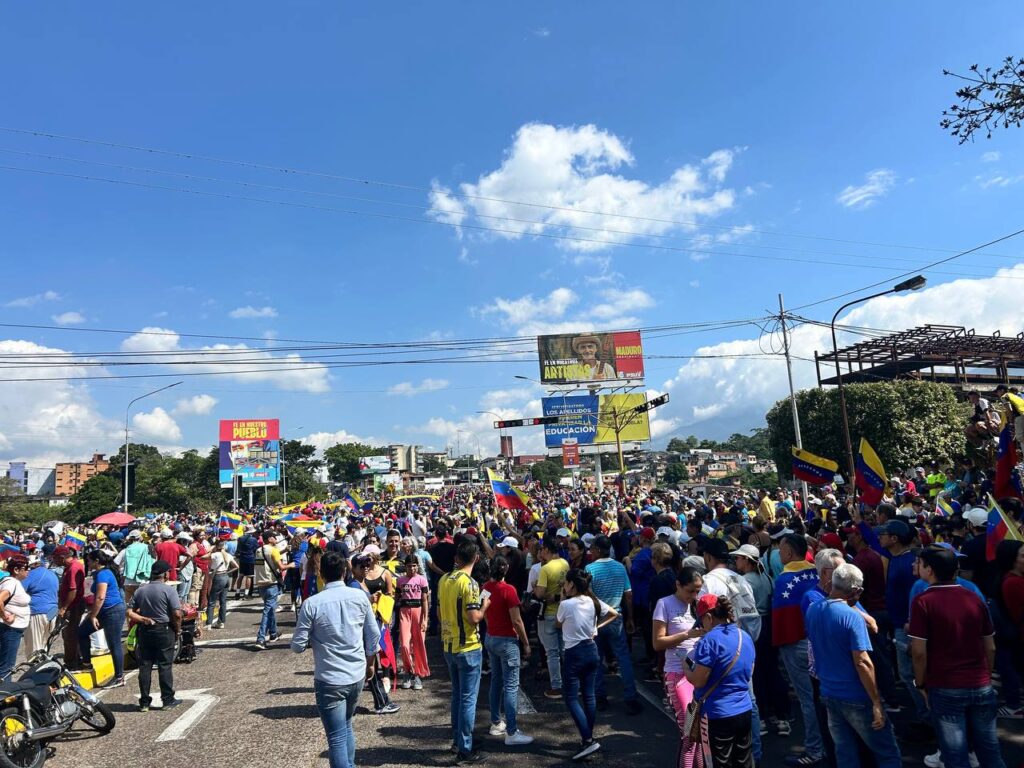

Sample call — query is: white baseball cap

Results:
[499,536,519,548]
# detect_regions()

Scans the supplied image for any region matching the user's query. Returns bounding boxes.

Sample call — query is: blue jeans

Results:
[563,640,600,743]
[485,635,521,734]
[595,616,637,701]
[894,628,928,721]
[78,603,127,679]
[444,648,482,754]
[929,686,1006,768]
[314,679,363,768]
[749,679,762,762]
[823,696,902,768]
[0,625,24,681]
[779,640,823,758]
[257,584,280,643]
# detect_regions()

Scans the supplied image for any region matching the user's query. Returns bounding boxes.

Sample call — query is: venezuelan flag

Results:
[63,530,87,551]
[935,496,955,518]
[855,438,888,506]
[791,447,838,485]
[343,491,365,514]
[285,519,321,535]
[0,543,21,559]
[986,494,1024,561]
[487,468,528,512]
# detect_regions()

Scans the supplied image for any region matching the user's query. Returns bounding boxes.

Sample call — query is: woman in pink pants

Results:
[653,567,706,768]
[396,555,431,689]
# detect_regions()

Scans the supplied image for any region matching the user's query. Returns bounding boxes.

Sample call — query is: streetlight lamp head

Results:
[893,275,926,292]
[514,375,530,381]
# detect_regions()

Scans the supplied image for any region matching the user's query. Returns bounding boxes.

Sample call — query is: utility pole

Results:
[778,294,809,503]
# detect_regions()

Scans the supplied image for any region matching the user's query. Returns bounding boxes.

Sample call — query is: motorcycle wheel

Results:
[0,708,45,768]
[79,701,116,734]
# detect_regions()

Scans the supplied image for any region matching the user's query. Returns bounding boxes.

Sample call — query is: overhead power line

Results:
[2,125,1016,259]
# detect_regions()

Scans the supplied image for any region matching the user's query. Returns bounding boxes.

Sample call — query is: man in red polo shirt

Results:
[55,546,86,669]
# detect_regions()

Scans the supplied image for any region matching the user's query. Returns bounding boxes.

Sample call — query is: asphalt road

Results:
[46,597,1024,768]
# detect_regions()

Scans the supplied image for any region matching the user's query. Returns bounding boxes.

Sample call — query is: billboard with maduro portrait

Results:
[537,330,645,385]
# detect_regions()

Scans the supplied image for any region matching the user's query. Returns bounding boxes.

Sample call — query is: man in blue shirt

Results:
[586,535,641,715]
[22,558,59,656]
[292,551,380,768]
[805,563,902,768]
[234,526,259,599]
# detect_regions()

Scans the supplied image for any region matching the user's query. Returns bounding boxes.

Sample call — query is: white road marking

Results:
[516,687,537,714]
[93,670,139,700]
[195,632,293,648]
[155,688,219,742]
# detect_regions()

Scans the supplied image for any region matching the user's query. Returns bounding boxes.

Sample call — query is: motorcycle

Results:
[0,620,116,768]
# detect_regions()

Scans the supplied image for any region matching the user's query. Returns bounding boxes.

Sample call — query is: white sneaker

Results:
[924,751,979,768]
[505,731,534,746]
[488,721,507,736]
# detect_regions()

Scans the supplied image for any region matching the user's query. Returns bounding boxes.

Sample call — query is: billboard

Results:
[537,330,644,385]
[218,419,281,488]
[542,394,651,448]
[359,456,392,475]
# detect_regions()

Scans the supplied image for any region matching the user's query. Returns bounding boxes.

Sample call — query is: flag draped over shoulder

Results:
[987,494,1024,561]
[771,561,817,646]
[487,468,528,512]
[855,438,888,505]
[790,447,838,485]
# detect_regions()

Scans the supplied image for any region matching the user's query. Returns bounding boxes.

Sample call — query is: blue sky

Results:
[1,3,1023,467]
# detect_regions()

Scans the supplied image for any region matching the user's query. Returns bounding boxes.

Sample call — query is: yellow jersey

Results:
[438,570,482,654]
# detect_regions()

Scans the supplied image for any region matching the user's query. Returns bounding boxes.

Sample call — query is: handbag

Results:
[684,630,743,743]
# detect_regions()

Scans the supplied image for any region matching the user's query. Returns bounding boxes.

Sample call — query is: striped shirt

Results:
[586,558,631,611]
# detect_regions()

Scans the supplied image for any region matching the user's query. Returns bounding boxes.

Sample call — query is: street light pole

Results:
[123,381,182,510]
[830,275,926,498]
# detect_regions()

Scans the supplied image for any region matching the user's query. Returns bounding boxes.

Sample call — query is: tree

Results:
[280,439,322,473]
[664,462,689,485]
[530,459,565,486]
[421,454,446,473]
[765,381,969,484]
[942,56,1024,143]
[323,443,388,483]
[68,473,122,523]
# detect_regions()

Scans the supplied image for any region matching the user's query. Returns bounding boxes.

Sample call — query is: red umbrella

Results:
[90,512,138,526]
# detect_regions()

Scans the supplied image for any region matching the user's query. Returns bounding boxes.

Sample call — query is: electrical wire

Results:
[3,125,1018,259]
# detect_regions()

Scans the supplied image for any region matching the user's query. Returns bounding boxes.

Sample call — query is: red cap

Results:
[820,533,843,550]
[640,526,656,540]
[696,593,719,619]
[465,527,478,536]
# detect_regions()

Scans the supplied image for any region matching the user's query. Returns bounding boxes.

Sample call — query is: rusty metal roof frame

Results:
[815,324,1024,388]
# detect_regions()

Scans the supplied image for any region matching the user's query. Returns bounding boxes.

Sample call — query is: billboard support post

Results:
[123,381,182,509]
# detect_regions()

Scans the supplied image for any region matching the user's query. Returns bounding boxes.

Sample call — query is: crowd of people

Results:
[0,470,1022,768]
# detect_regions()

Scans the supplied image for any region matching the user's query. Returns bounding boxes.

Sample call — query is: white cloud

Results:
[689,280,701,288]
[981,151,1001,163]
[0,339,122,465]
[51,311,85,325]
[478,285,655,336]
[532,27,551,38]
[173,394,218,416]
[836,169,897,209]
[976,173,1024,189]
[6,290,60,308]
[457,247,478,266]
[658,263,1024,439]
[387,378,450,397]
[302,428,385,455]
[229,306,278,319]
[132,407,183,443]
[119,327,330,393]
[428,123,738,253]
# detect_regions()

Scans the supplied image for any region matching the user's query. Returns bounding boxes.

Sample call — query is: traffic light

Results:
[494,416,563,429]
[633,393,670,414]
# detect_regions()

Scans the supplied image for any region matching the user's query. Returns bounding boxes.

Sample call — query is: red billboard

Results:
[537,330,644,385]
